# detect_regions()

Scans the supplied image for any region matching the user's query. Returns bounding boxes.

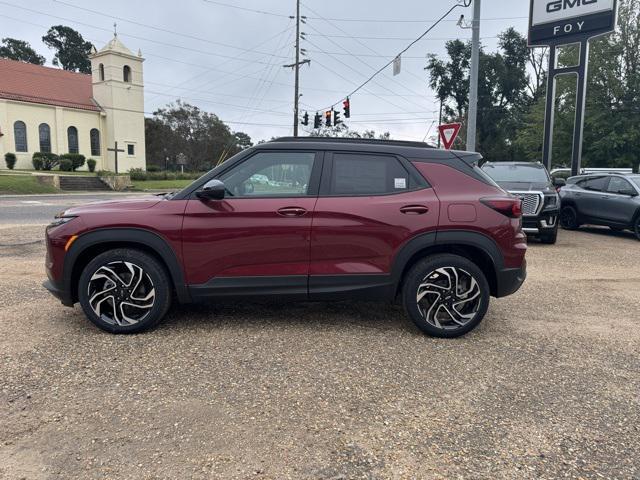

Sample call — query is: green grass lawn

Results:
[0,175,58,194]
[130,179,193,191]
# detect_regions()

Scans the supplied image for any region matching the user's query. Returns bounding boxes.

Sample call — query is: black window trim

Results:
[319,150,430,198]
[188,149,324,200]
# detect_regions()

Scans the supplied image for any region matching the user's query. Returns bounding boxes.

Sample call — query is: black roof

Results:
[265,136,481,165]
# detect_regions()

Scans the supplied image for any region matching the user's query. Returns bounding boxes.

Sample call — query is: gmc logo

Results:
[547,0,598,12]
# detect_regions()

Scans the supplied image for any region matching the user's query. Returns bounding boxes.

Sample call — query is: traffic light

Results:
[343,97,351,118]
[301,112,309,126]
[334,109,342,126]
[313,112,322,129]
[325,110,332,127]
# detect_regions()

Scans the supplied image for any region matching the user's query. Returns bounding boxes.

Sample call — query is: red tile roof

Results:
[0,58,100,112]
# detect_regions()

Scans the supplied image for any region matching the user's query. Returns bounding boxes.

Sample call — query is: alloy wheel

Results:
[416,267,482,331]
[87,261,156,326]
[560,207,577,229]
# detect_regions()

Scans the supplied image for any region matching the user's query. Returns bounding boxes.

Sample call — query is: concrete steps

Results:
[59,176,111,191]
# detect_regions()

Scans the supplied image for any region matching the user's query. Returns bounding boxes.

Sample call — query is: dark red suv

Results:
[44,138,527,337]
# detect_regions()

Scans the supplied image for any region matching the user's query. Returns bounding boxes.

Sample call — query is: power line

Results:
[201,0,290,18]
[305,15,527,24]
[305,33,497,42]
[0,1,289,65]
[313,1,471,112]
[52,0,291,58]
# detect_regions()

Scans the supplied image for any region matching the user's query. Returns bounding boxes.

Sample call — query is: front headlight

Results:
[543,194,559,209]
[47,215,77,229]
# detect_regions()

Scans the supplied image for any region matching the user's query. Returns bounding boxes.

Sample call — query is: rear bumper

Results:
[43,279,75,307]
[495,259,527,298]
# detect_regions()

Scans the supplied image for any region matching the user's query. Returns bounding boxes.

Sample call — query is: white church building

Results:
[0,35,146,171]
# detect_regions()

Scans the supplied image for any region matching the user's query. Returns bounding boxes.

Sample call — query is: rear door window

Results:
[581,176,608,192]
[328,153,415,196]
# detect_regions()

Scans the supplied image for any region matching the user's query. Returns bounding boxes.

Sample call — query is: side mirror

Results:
[196,179,225,200]
[553,177,566,187]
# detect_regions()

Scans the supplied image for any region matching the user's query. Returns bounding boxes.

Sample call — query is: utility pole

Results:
[466,0,481,152]
[283,0,310,137]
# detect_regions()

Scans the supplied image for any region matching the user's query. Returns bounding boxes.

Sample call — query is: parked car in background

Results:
[482,162,562,244]
[44,137,528,338]
[559,174,640,240]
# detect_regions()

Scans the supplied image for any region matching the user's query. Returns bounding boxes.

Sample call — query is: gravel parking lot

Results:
[0,223,638,479]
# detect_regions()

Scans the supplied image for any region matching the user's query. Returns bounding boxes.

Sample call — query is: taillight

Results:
[480,197,522,218]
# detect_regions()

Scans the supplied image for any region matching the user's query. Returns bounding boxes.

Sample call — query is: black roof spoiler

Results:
[450,150,484,167]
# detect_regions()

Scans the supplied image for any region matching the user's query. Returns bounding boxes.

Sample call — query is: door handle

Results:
[277,206,307,217]
[400,205,429,215]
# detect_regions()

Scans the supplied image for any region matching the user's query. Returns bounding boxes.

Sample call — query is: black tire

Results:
[539,226,558,244]
[634,216,640,241]
[402,254,490,338]
[78,248,172,334]
[559,206,579,230]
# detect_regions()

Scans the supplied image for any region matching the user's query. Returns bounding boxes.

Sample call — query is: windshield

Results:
[482,164,550,183]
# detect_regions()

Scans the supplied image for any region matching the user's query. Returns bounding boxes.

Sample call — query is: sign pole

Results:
[541,45,557,172]
[570,39,590,177]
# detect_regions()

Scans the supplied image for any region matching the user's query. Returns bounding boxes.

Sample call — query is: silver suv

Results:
[559,174,640,240]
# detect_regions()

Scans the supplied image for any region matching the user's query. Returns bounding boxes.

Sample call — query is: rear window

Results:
[482,164,550,183]
[330,153,415,195]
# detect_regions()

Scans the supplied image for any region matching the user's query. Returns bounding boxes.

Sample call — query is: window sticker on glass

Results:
[394,178,407,189]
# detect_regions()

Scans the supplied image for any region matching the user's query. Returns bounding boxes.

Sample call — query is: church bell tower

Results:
[90,33,146,172]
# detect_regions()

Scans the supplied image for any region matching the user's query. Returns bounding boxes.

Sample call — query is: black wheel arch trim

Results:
[64,228,190,304]
[390,229,505,291]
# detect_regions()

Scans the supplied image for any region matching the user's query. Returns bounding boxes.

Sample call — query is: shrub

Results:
[59,159,73,171]
[87,159,97,172]
[32,152,60,171]
[4,152,17,170]
[128,168,147,181]
[146,164,161,172]
[60,153,85,171]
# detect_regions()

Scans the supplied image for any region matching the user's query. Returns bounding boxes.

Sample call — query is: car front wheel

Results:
[402,254,490,338]
[560,206,579,230]
[634,216,640,241]
[78,249,172,334]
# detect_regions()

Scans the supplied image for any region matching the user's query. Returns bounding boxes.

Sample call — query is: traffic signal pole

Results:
[283,0,310,137]
[466,0,481,152]
[293,0,301,137]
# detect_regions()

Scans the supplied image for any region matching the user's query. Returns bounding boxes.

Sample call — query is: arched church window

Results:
[14,121,27,152]
[39,124,51,153]
[123,65,131,83]
[99,63,105,81]
[67,126,79,154]
[90,129,101,156]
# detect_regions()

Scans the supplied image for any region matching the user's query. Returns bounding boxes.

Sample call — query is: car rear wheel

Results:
[560,206,579,230]
[402,255,490,338]
[78,249,171,334]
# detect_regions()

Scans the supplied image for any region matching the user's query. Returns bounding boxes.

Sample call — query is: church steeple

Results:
[89,36,146,171]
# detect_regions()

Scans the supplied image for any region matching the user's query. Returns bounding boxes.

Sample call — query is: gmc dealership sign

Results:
[528,0,617,45]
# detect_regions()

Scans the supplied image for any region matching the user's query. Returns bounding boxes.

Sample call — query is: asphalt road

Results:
[0,193,153,224]
[0,214,639,478]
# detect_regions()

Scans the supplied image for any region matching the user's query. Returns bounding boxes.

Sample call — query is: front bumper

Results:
[43,279,74,307]
[522,210,559,235]
[495,259,527,298]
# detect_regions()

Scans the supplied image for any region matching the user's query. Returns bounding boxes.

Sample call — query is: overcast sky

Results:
[0,0,532,143]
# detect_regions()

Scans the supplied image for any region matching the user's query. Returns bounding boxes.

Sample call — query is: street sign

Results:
[528,0,617,46]
[438,123,462,150]
[528,0,618,176]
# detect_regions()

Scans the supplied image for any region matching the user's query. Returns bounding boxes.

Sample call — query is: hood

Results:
[495,181,554,193]
[64,195,163,216]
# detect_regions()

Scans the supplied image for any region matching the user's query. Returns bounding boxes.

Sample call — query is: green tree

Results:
[0,38,45,65]
[309,122,391,139]
[425,28,533,160]
[42,26,93,73]
[145,101,253,171]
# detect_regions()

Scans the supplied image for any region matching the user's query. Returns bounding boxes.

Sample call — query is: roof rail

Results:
[270,136,436,149]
